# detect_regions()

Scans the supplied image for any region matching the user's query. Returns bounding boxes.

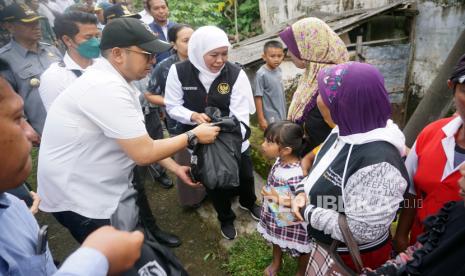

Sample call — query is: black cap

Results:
[1,2,43,22]
[450,54,465,85]
[103,3,141,24]
[100,17,171,54]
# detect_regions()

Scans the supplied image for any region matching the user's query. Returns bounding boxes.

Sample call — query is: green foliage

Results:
[223,232,298,275]
[169,0,227,28]
[132,0,262,39]
[235,0,261,37]
[248,125,273,179]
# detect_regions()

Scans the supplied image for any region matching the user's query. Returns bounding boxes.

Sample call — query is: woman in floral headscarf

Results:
[292,62,409,271]
[279,17,349,154]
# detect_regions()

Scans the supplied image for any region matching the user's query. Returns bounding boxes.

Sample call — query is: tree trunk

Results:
[403,29,465,147]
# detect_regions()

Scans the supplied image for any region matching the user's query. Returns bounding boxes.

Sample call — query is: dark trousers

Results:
[52,211,110,244]
[145,109,166,174]
[205,147,257,224]
[133,165,163,234]
[53,167,163,244]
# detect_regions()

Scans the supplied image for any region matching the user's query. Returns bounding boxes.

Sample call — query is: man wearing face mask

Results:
[39,11,100,111]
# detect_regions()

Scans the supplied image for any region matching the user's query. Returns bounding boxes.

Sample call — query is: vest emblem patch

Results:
[217,83,230,95]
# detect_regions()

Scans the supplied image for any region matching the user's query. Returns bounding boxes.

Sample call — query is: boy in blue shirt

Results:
[254,40,286,130]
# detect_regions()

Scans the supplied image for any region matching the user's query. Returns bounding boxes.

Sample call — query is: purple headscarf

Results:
[278,26,301,59]
[317,62,391,136]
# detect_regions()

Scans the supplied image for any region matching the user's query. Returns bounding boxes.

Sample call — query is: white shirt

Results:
[164,64,253,152]
[38,58,147,219]
[38,3,56,27]
[55,0,75,12]
[161,25,168,40]
[138,9,153,25]
[46,0,62,13]
[39,52,90,111]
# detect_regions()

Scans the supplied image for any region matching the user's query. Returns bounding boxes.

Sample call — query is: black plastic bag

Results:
[120,167,189,276]
[190,107,250,190]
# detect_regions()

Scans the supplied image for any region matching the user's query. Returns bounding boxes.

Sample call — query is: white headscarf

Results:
[187,26,255,114]
[188,26,231,91]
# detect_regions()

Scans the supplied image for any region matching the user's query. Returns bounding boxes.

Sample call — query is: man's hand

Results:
[29,191,40,215]
[292,193,307,221]
[82,226,144,275]
[175,165,202,188]
[191,123,220,144]
[190,112,211,124]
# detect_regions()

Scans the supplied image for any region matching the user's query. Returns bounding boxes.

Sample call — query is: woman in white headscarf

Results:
[165,26,259,240]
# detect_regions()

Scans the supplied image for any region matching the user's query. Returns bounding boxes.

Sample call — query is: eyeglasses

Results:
[124,48,155,62]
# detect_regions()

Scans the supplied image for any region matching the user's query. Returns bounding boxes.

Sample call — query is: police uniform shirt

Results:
[39,51,89,111]
[0,39,62,134]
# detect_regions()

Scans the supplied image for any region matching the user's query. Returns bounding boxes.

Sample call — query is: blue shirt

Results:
[0,193,109,275]
[148,21,176,63]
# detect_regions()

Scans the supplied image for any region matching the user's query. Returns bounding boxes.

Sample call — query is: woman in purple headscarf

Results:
[292,62,409,271]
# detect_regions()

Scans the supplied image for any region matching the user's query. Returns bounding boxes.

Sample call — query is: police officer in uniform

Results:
[0,2,62,139]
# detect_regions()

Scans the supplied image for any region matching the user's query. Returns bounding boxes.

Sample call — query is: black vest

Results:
[175,60,241,131]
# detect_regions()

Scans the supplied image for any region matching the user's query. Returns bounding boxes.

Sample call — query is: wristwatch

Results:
[186,130,198,147]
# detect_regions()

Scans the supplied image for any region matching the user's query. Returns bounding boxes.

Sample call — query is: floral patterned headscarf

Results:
[317,62,392,136]
[280,17,349,123]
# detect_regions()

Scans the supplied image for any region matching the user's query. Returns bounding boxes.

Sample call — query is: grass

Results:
[223,232,298,276]
[27,147,39,190]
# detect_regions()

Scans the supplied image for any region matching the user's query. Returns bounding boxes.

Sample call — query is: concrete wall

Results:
[258,0,391,32]
[409,1,465,97]
[258,0,465,98]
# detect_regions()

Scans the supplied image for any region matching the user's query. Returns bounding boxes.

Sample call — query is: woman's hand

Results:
[191,112,211,124]
[292,192,307,221]
[300,152,315,176]
[392,234,410,253]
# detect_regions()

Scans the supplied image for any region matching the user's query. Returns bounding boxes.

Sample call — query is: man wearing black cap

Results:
[103,2,141,24]
[0,2,62,140]
[37,18,219,245]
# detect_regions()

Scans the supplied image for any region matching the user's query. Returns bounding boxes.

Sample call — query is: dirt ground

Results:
[36,177,228,276]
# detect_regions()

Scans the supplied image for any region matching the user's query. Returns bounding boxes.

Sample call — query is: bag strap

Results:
[240,121,251,142]
[338,214,363,273]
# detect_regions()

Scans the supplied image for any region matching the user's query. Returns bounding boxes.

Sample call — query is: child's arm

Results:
[254,96,268,130]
